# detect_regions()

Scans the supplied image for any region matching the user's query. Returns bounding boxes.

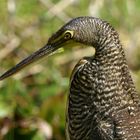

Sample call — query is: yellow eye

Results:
[64,32,71,40]
[64,30,74,40]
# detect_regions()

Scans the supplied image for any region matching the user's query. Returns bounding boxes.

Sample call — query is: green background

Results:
[0,0,140,139]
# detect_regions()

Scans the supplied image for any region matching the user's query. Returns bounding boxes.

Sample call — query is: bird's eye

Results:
[64,32,72,40]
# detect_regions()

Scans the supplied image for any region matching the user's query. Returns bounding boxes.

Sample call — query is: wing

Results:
[66,57,115,140]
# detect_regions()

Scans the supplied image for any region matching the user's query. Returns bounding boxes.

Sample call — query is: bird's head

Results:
[48,17,99,48]
[0,17,109,80]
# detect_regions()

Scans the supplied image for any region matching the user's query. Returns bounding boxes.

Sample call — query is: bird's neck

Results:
[94,38,125,65]
[94,38,140,107]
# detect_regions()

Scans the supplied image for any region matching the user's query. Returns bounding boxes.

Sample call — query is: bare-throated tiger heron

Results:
[0,17,140,140]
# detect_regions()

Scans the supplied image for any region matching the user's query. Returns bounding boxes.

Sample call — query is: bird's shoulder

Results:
[70,56,98,82]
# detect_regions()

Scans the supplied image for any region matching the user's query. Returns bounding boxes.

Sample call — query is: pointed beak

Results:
[0,43,59,80]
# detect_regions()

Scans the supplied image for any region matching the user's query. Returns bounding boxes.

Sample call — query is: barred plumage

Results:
[64,17,140,140]
[0,17,140,140]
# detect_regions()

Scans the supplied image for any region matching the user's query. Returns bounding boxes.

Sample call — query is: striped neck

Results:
[94,33,125,65]
[94,34,140,108]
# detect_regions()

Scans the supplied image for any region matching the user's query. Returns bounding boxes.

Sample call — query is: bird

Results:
[0,16,140,140]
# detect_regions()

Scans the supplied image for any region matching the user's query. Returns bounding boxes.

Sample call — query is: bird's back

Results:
[66,55,140,140]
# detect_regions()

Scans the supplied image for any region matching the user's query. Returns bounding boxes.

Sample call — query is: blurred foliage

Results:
[0,0,140,140]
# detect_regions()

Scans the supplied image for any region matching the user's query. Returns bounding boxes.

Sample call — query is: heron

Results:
[0,17,140,140]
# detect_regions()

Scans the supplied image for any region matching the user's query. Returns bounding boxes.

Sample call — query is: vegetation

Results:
[0,0,140,139]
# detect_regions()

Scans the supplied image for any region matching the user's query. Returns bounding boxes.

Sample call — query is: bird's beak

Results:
[0,43,60,80]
